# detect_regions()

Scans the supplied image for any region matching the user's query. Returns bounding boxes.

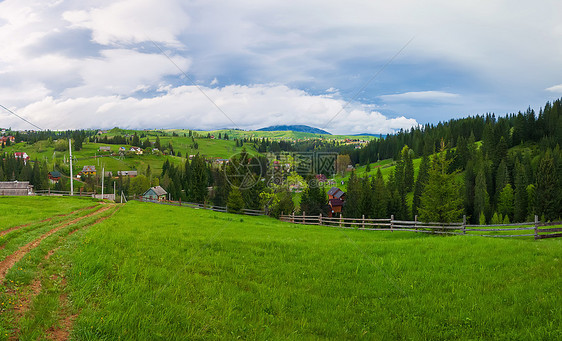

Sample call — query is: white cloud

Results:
[545,84,562,93]
[62,0,189,46]
[2,0,562,133]
[379,91,460,102]
[6,84,417,134]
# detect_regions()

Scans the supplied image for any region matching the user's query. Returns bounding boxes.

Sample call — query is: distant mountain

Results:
[353,133,386,137]
[257,125,331,135]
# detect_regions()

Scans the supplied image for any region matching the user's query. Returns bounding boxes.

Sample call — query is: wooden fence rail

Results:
[279,213,562,240]
[137,198,266,216]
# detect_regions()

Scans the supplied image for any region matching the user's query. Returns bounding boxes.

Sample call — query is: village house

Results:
[117,170,137,178]
[80,165,96,176]
[119,146,126,152]
[14,152,30,164]
[327,187,346,217]
[1,136,15,146]
[141,186,167,201]
[99,146,111,152]
[130,147,143,155]
[0,181,34,196]
[214,158,229,165]
[48,171,62,183]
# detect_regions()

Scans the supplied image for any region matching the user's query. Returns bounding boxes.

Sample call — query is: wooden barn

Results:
[0,181,34,196]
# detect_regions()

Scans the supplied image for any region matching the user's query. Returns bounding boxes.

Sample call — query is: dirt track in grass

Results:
[0,205,111,282]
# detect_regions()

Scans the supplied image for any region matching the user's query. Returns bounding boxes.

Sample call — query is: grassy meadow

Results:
[0,198,558,339]
[0,196,100,230]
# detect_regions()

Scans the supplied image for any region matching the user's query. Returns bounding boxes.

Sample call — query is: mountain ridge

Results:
[257,125,331,135]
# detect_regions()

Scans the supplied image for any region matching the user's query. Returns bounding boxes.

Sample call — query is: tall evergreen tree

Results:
[535,150,559,221]
[474,166,490,223]
[343,171,362,218]
[300,178,327,215]
[419,142,464,223]
[513,160,528,222]
[497,184,514,221]
[371,168,387,218]
[412,154,429,217]
[495,158,510,204]
[227,187,244,214]
[403,146,415,192]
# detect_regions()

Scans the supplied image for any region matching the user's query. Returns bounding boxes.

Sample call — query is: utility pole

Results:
[69,139,73,196]
[113,181,116,202]
[101,166,104,199]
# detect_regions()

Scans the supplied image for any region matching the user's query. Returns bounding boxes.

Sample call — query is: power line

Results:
[150,40,241,130]
[0,104,43,130]
[321,36,415,131]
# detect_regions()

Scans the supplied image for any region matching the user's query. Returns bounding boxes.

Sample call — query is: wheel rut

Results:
[0,205,111,282]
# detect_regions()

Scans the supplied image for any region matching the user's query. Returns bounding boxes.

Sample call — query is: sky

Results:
[1,0,562,135]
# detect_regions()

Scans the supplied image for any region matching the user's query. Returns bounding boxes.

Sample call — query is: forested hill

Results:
[341,97,562,225]
[348,98,562,164]
[257,125,331,135]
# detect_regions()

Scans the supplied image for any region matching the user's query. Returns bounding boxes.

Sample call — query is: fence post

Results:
[414,215,418,231]
[303,211,305,224]
[319,213,322,226]
[390,215,394,232]
[534,215,539,240]
[462,215,466,235]
[339,214,343,228]
[291,212,295,224]
[179,198,181,206]
[362,215,365,229]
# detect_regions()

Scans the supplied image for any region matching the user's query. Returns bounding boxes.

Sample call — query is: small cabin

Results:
[141,186,167,201]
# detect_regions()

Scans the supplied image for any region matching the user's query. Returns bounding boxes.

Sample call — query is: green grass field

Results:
[0,196,100,230]
[0,198,559,339]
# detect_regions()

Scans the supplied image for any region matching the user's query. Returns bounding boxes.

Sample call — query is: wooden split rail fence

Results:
[279,213,562,240]
[137,198,266,216]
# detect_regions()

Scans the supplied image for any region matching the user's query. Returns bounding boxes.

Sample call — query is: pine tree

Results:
[497,184,514,221]
[412,154,429,217]
[495,159,510,203]
[403,146,414,192]
[300,178,327,216]
[419,141,464,223]
[372,168,387,218]
[513,160,528,222]
[535,150,559,221]
[227,187,244,214]
[343,171,362,218]
[474,167,490,223]
[360,177,374,217]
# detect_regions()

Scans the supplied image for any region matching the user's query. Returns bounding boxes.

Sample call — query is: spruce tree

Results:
[535,150,559,221]
[372,168,387,218]
[343,171,362,218]
[404,146,415,192]
[419,142,464,223]
[412,154,429,217]
[227,187,244,214]
[474,167,490,223]
[497,184,514,221]
[495,159,510,203]
[513,160,528,222]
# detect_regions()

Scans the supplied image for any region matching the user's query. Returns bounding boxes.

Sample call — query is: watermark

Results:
[225,151,337,189]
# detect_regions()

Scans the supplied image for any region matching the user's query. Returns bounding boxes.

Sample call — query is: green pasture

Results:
[0,200,556,339]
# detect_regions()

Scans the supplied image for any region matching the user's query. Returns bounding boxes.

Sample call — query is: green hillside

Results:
[0,198,560,339]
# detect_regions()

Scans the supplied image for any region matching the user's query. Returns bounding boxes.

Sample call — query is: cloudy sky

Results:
[1,0,562,134]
